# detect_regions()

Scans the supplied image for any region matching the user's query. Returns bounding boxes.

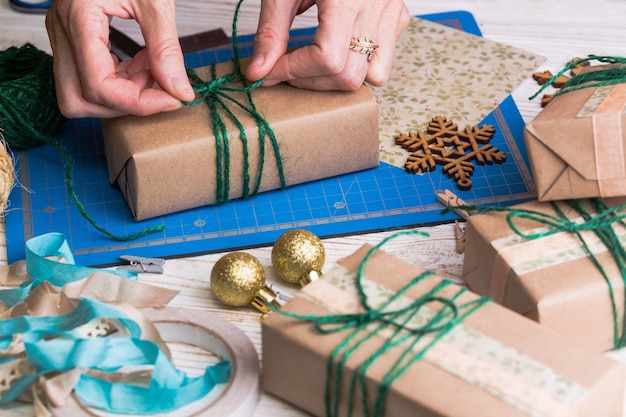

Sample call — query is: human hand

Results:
[245,0,410,90]
[45,0,196,118]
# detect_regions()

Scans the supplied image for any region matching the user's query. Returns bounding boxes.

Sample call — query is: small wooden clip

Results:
[118,255,165,274]
[436,189,473,219]
[454,220,466,254]
[436,189,475,254]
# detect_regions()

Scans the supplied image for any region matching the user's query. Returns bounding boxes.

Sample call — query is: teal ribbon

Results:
[0,232,136,307]
[271,230,489,417]
[184,0,286,204]
[0,233,231,414]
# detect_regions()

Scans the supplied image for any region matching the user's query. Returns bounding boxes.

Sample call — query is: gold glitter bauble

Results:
[211,252,266,307]
[272,229,325,285]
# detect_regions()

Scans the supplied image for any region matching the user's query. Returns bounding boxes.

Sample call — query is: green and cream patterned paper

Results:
[299,263,586,417]
[372,17,546,167]
[577,85,625,118]
[490,217,626,276]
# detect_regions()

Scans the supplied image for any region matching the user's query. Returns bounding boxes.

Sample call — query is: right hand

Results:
[45,0,196,118]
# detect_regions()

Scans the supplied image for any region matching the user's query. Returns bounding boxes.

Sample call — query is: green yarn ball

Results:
[0,43,65,150]
[0,43,165,241]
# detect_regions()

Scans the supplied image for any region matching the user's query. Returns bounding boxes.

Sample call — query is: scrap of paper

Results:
[372,17,546,167]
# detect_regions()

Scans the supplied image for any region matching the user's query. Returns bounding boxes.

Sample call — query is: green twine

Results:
[184,0,286,204]
[443,198,626,349]
[0,44,64,150]
[529,55,626,100]
[0,43,164,240]
[0,0,284,240]
[267,230,489,417]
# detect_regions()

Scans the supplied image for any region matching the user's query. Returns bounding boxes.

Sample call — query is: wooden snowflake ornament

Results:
[395,116,506,191]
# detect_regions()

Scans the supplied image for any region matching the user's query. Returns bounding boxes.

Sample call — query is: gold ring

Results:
[349,37,379,62]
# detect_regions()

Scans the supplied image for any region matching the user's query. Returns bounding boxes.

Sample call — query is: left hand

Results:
[245,0,410,90]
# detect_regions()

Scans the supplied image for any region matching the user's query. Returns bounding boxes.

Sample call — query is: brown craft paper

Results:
[524,67,626,201]
[463,198,626,351]
[262,244,626,417]
[101,60,380,220]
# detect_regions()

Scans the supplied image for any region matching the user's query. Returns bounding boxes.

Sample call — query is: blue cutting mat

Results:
[5,11,536,266]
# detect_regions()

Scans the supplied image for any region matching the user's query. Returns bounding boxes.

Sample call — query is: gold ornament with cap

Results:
[271,229,325,287]
[210,252,280,314]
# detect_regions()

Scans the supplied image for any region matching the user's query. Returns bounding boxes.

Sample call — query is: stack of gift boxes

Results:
[464,62,626,352]
[259,64,626,416]
[99,32,626,417]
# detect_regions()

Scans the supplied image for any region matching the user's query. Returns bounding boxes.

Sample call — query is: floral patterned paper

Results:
[577,85,624,117]
[490,218,626,276]
[372,17,546,167]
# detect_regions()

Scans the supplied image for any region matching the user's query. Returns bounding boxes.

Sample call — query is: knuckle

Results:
[80,86,104,107]
[151,37,184,61]
[341,76,366,90]
[366,72,388,87]
[398,8,411,32]
[316,51,346,76]
[365,62,392,87]
[336,70,366,90]
[253,25,282,45]
[57,97,88,118]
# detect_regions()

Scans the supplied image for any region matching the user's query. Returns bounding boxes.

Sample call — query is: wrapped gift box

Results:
[262,242,626,417]
[100,60,379,220]
[524,67,626,201]
[463,198,626,351]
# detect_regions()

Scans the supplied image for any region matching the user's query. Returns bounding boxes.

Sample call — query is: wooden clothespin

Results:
[118,255,165,274]
[436,189,473,220]
[453,220,466,254]
[436,189,476,254]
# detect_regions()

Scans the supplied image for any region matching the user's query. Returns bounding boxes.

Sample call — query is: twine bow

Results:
[183,0,285,204]
[446,198,626,348]
[270,231,489,417]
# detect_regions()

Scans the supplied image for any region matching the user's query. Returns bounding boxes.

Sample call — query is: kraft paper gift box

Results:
[463,198,626,351]
[524,66,626,201]
[100,60,379,220]
[262,242,626,417]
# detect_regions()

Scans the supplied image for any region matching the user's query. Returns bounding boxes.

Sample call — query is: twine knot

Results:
[186,70,263,105]
[309,292,460,338]
[192,74,231,99]
[181,0,285,205]
[530,54,626,100]
[268,230,489,417]
[504,199,626,241]
[443,199,626,349]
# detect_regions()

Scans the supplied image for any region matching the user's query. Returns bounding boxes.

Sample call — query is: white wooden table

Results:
[1,0,626,415]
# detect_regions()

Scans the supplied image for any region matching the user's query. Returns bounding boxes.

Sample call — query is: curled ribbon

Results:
[0,233,236,415]
[0,232,137,308]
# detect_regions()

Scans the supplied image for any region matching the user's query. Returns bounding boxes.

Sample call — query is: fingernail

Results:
[172,74,195,99]
[261,78,279,87]
[249,53,266,70]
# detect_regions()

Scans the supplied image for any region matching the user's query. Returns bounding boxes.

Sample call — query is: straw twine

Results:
[0,131,14,215]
